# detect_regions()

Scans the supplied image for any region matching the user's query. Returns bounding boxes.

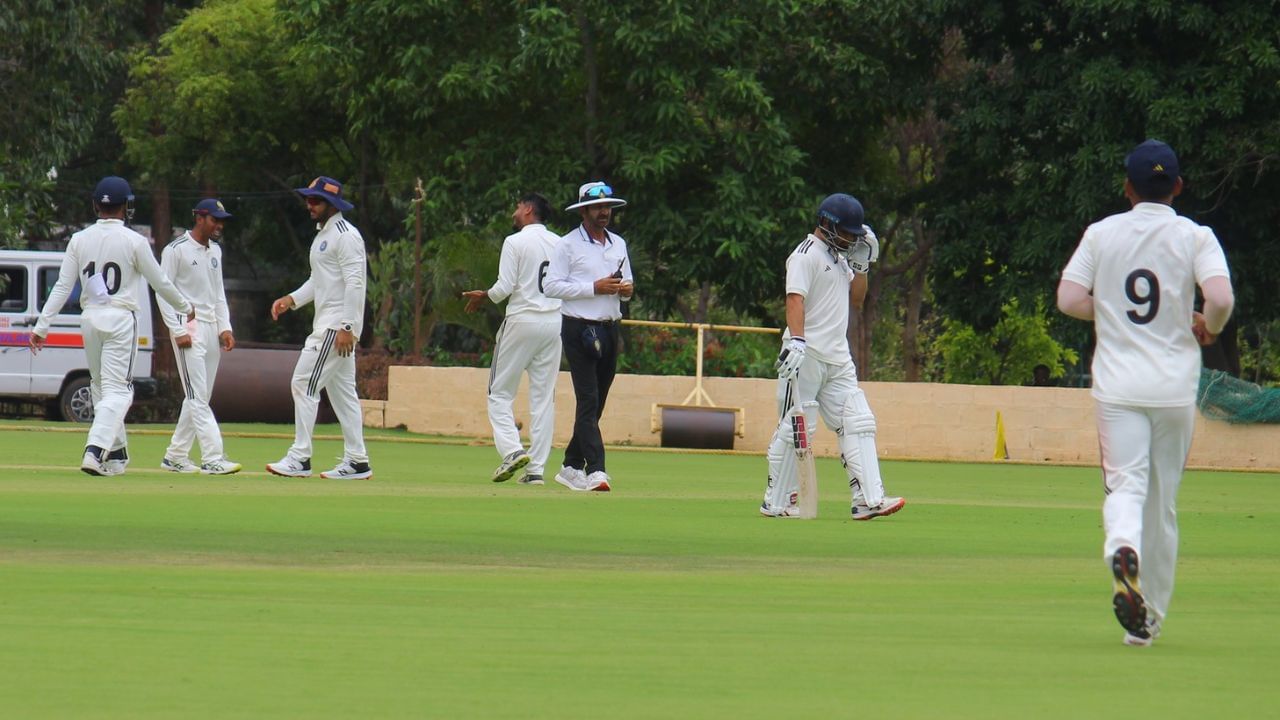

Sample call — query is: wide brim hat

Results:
[565,181,627,211]
[296,175,355,212]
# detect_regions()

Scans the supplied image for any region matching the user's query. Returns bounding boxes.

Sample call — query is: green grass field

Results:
[1,421,1277,719]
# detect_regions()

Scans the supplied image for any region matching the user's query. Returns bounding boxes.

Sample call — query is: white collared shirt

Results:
[288,212,367,335]
[36,219,191,335]
[1062,202,1230,406]
[544,224,633,321]
[783,234,854,364]
[156,231,232,336]
[487,223,562,320]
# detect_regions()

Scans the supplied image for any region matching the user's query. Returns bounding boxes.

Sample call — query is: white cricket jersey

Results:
[784,234,854,364]
[487,223,562,320]
[1062,202,1230,407]
[544,225,633,321]
[288,212,367,336]
[156,231,233,337]
[35,219,192,335]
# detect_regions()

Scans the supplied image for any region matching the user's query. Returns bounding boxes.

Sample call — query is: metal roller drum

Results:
[208,344,336,423]
[659,405,737,450]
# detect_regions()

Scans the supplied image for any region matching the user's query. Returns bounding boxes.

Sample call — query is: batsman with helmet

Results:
[761,193,906,520]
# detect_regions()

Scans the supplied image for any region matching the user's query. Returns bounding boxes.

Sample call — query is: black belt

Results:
[564,316,618,327]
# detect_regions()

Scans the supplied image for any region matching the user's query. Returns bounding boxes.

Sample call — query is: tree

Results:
[936,298,1077,385]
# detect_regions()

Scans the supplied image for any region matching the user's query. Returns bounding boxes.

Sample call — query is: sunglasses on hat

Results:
[583,185,614,199]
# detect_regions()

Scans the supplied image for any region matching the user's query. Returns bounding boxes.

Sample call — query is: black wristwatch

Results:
[340,323,354,333]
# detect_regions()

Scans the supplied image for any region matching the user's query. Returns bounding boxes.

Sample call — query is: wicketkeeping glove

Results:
[775,336,806,380]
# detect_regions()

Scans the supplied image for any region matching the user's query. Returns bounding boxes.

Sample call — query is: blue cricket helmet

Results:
[817,193,867,237]
[93,176,134,205]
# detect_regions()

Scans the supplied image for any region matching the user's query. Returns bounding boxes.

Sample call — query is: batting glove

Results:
[775,336,806,380]
[847,225,879,274]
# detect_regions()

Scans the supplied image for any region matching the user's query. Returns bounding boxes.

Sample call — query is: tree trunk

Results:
[902,259,928,381]
[575,7,601,174]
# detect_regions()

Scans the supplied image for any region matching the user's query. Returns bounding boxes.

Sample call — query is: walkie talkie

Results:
[610,258,625,279]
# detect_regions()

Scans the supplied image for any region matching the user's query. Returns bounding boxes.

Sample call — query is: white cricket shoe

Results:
[161,457,200,474]
[518,473,545,486]
[320,459,373,480]
[759,502,803,518]
[1124,618,1162,647]
[102,449,129,476]
[80,451,106,477]
[491,450,531,483]
[554,466,589,491]
[585,471,611,492]
[266,456,312,478]
[851,496,906,521]
[201,459,243,476]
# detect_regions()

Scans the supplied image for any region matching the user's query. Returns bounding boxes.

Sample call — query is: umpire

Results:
[543,182,634,493]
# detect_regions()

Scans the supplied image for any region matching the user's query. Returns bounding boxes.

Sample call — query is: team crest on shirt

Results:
[211,257,218,268]
[319,241,328,252]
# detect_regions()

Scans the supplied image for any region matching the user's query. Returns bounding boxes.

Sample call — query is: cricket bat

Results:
[790,384,819,519]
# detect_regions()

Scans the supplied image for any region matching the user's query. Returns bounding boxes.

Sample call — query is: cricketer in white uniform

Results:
[763,193,905,520]
[461,193,563,485]
[31,176,194,476]
[1058,139,1233,646]
[267,176,372,480]
[155,199,241,475]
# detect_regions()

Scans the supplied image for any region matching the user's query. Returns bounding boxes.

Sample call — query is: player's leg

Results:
[1097,401,1153,637]
[84,309,135,456]
[487,320,534,479]
[584,321,619,477]
[315,345,370,478]
[192,321,228,464]
[820,362,902,518]
[1138,403,1195,629]
[524,322,562,480]
[268,329,331,476]
[558,321,590,476]
[762,361,821,515]
[164,326,204,468]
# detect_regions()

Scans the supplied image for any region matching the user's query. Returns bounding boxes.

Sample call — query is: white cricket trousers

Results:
[487,317,561,475]
[80,305,137,453]
[166,319,226,463]
[1097,401,1195,623]
[285,328,368,464]
[764,357,886,510]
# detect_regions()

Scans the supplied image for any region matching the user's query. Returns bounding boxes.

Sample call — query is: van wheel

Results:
[59,376,94,423]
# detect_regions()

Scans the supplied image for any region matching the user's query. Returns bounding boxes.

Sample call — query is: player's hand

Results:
[1192,311,1218,346]
[174,333,193,349]
[335,328,356,357]
[185,309,196,323]
[219,331,235,351]
[618,280,634,299]
[271,295,295,320]
[775,336,806,380]
[461,290,488,313]
[29,332,45,355]
[593,277,625,295]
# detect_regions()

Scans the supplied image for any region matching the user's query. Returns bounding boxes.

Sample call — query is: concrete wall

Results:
[378,366,1280,471]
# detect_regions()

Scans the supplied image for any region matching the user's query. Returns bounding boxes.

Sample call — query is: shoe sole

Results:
[554,474,588,492]
[589,481,611,492]
[518,477,545,486]
[320,472,373,480]
[161,464,199,474]
[852,498,906,521]
[1112,547,1148,636]
[265,464,311,478]
[80,465,104,477]
[492,455,531,483]
[201,466,242,476]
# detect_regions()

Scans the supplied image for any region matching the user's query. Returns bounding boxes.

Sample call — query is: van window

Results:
[0,266,27,313]
[38,267,83,316]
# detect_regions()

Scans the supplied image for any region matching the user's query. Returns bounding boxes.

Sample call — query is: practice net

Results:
[1197,368,1280,423]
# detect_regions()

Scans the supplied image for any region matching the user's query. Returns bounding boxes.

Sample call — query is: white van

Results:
[0,250,158,422]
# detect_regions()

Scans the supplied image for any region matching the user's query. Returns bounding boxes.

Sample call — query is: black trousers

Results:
[560,316,619,474]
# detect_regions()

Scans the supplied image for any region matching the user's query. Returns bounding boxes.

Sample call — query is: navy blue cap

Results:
[93,176,134,205]
[295,175,354,212]
[1125,140,1180,198]
[193,198,233,219]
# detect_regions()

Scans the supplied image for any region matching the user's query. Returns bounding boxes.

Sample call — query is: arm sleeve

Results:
[154,244,188,337]
[213,247,232,335]
[33,243,81,337]
[337,231,367,326]
[1193,228,1233,333]
[487,237,518,303]
[543,239,594,299]
[289,277,315,308]
[135,238,193,316]
[1059,229,1096,289]
[784,252,813,298]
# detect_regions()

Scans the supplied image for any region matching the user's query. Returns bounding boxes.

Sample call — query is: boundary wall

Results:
[363,366,1280,470]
